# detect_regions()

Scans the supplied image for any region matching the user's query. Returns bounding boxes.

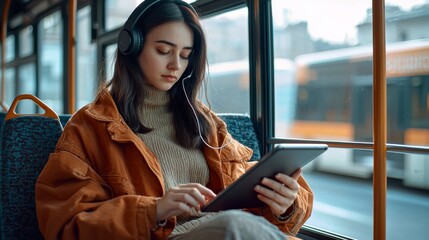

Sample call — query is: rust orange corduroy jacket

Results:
[35,88,313,240]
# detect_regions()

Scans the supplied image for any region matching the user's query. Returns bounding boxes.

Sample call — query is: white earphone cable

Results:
[181,72,233,150]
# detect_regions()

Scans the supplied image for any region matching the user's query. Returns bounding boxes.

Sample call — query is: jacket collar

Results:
[85,88,159,162]
[84,88,138,144]
[85,88,122,123]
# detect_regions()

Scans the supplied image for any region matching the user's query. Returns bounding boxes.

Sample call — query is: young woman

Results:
[35,0,313,239]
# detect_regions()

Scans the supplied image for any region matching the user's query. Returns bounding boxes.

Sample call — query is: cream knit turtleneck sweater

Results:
[137,84,216,237]
[137,84,209,190]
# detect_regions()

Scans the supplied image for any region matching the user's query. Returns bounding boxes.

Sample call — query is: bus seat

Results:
[54,113,262,160]
[218,113,261,161]
[52,113,261,160]
[0,94,62,240]
[59,114,72,127]
[0,112,5,126]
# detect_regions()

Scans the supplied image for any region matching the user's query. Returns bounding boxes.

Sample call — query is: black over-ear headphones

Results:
[117,0,197,56]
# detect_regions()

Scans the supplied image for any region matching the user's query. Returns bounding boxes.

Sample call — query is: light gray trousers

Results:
[169,210,288,240]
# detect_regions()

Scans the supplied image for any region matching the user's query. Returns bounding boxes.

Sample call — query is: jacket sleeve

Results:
[35,147,172,240]
[246,173,314,236]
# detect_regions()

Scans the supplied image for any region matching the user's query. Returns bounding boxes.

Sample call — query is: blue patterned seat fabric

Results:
[218,113,261,161]
[59,114,72,128]
[0,116,63,240]
[0,112,5,127]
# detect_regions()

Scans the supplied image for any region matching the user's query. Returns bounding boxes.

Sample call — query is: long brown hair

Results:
[105,1,212,149]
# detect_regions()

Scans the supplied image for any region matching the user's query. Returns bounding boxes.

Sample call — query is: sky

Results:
[272,0,428,44]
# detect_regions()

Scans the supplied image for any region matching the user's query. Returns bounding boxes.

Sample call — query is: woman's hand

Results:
[254,168,302,216]
[156,183,216,222]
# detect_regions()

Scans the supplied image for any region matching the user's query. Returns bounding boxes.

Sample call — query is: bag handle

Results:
[5,94,59,121]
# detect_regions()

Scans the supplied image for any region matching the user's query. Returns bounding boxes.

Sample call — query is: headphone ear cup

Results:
[130,27,145,56]
[118,27,144,56]
[118,29,132,55]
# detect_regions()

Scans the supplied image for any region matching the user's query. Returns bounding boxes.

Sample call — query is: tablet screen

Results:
[201,143,328,212]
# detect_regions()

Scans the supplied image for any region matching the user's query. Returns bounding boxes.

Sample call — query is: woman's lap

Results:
[170,210,287,240]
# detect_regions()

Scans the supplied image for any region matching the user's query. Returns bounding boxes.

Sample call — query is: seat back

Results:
[53,113,261,160]
[218,113,261,161]
[0,112,5,126]
[0,94,63,240]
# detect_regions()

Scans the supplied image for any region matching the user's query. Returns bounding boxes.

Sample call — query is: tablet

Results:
[201,143,328,212]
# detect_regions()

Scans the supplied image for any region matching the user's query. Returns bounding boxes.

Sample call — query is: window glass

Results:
[76,6,97,109]
[383,2,429,239]
[5,68,15,106]
[38,11,63,113]
[5,35,15,62]
[104,0,196,31]
[202,8,249,114]
[272,0,373,142]
[104,0,143,31]
[271,1,429,239]
[304,151,429,240]
[273,0,429,146]
[19,26,34,57]
[383,2,429,148]
[104,44,117,81]
[272,1,372,239]
[17,63,36,113]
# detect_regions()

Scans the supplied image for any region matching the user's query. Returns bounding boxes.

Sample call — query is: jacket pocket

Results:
[102,174,136,197]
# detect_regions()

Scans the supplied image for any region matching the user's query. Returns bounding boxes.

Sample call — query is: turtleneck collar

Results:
[142,84,170,107]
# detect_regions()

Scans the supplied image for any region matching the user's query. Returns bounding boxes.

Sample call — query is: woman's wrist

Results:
[152,198,167,230]
[274,202,296,222]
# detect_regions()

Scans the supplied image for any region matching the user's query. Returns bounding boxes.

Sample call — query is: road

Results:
[302,171,429,240]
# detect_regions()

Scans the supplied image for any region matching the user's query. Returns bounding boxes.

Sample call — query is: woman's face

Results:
[138,21,194,91]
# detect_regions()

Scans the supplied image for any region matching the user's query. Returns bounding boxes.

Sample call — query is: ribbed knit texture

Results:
[137,84,216,237]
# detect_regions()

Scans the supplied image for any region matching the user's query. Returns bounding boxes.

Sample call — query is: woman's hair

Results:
[105,1,212,149]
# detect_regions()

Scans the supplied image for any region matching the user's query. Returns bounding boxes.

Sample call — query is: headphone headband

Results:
[118,0,197,56]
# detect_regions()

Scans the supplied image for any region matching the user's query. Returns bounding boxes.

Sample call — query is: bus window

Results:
[19,26,34,58]
[104,0,143,31]
[76,6,97,109]
[202,8,249,114]
[17,63,36,113]
[5,35,15,62]
[104,44,117,81]
[5,68,15,107]
[38,11,63,113]
[271,1,429,238]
